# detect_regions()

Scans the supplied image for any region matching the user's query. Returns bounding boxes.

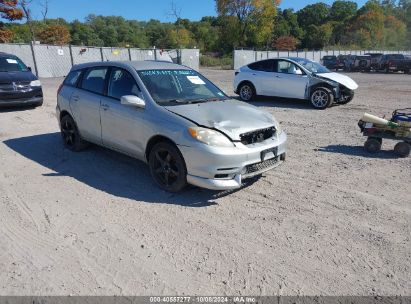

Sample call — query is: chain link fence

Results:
[233,49,411,69]
[0,43,200,78]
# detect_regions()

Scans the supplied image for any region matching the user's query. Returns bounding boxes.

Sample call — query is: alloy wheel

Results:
[61,119,76,147]
[240,84,253,101]
[152,148,180,188]
[311,90,329,108]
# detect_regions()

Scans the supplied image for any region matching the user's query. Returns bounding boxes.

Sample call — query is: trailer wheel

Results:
[364,138,382,153]
[394,142,410,158]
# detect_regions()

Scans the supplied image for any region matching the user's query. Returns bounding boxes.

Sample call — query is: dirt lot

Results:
[0,70,410,296]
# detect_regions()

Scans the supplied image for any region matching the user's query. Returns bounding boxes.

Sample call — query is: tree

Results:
[273,9,303,41]
[37,24,70,44]
[0,0,23,20]
[19,0,38,42]
[347,1,385,48]
[216,0,280,47]
[273,35,298,50]
[329,1,357,21]
[303,23,333,49]
[297,2,330,27]
[0,0,23,42]
[70,20,103,46]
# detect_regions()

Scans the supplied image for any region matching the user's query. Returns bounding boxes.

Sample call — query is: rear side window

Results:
[248,60,274,72]
[80,67,108,95]
[64,70,82,87]
[108,68,140,100]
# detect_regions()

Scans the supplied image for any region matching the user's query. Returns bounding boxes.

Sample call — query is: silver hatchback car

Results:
[57,61,287,192]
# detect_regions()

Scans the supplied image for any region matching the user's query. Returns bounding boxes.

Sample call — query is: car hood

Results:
[316,72,358,90]
[0,71,37,84]
[165,99,276,140]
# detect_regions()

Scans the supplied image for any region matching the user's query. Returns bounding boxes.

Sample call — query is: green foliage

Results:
[1,0,410,53]
[297,3,330,27]
[200,55,232,68]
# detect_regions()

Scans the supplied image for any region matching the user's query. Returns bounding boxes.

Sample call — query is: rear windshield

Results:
[323,56,336,60]
[0,56,29,72]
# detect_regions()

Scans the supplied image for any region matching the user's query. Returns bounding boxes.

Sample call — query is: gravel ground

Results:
[0,70,410,296]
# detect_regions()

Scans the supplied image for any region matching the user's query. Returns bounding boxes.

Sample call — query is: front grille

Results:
[0,82,31,92]
[240,127,276,145]
[244,157,279,176]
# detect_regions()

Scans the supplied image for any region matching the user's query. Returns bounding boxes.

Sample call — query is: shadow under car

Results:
[3,132,260,206]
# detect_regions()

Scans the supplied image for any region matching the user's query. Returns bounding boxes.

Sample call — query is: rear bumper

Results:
[179,131,287,190]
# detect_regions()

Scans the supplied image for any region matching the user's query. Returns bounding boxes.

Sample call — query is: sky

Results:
[30,0,370,22]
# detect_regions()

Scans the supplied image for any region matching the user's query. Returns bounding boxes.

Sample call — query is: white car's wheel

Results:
[310,87,333,109]
[238,83,255,101]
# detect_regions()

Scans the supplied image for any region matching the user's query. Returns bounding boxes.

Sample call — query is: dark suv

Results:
[321,55,338,69]
[0,52,43,108]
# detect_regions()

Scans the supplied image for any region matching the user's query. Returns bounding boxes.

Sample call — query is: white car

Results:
[234,57,359,109]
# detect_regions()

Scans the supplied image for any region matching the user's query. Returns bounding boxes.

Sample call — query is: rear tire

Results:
[310,87,333,109]
[60,115,88,152]
[394,142,410,158]
[149,142,187,192]
[364,138,382,153]
[238,82,256,102]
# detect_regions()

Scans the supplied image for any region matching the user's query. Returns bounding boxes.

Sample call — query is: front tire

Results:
[60,115,88,152]
[238,82,255,101]
[310,87,333,109]
[149,142,187,192]
[364,138,382,153]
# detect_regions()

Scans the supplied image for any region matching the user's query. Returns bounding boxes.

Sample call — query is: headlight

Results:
[188,127,234,147]
[274,120,283,135]
[30,80,41,87]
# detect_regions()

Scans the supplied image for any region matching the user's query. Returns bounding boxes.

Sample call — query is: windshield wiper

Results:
[186,97,228,104]
[158,99,189,104]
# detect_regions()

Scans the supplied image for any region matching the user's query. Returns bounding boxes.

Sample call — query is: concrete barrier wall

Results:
[233,49,411,69]
[0,43,199,77]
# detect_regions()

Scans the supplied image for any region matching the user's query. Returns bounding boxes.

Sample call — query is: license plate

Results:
[261,147,278,161]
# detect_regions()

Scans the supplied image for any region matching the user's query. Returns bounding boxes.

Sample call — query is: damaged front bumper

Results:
[179,131,287,190]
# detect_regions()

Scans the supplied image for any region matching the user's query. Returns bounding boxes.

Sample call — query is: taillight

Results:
[57,83,63,95]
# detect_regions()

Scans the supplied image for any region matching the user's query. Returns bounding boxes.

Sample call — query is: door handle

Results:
[72,95,79,101]
[275,75,281,78]
[101,104,110,111]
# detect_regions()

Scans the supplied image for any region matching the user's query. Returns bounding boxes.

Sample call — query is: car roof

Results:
[0,52,17,58]
[71,60,188,72]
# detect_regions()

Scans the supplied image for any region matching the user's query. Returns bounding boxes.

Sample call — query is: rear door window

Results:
[80,67,108,95]
[248,60,274,72]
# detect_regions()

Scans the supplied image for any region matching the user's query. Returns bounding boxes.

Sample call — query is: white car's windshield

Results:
[137,69,227,105]
[0,57,29,72]
[292,58,330,74]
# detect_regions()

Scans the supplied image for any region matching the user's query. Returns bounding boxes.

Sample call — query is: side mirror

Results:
[28,67,32,72]
[121,95,145,108]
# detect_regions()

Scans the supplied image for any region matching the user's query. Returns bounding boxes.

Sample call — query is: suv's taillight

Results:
[57,83,63,95]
